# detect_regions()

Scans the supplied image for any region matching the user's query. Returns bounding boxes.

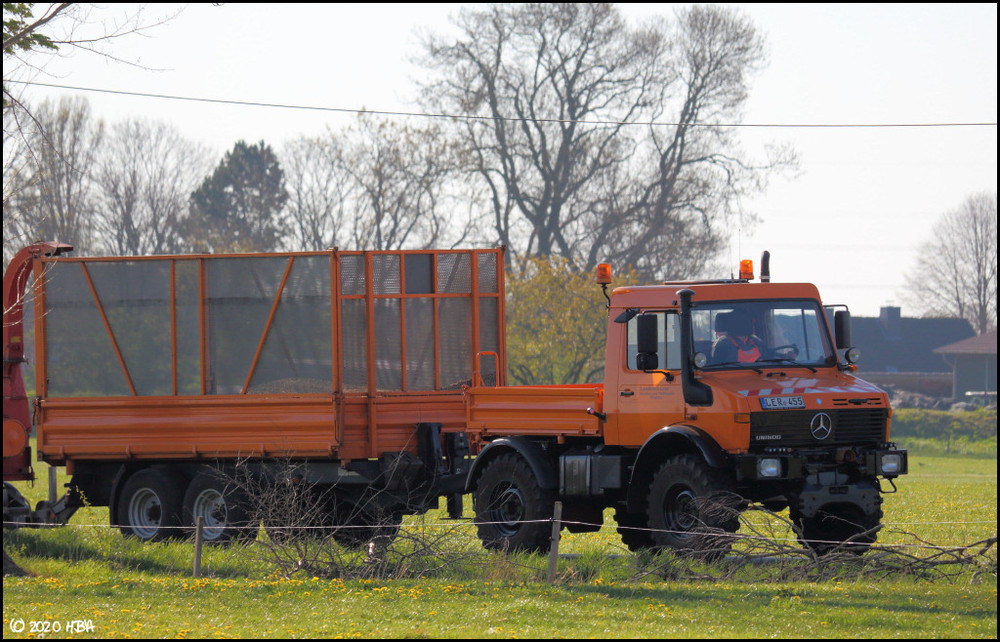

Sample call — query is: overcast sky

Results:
[10,3,998,318]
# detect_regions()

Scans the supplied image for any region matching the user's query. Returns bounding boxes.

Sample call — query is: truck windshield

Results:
[692,300,836,369]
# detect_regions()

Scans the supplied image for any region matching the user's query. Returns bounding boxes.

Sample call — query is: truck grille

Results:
[749,409,888,450]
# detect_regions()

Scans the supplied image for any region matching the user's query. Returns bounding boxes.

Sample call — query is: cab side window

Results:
[626,312,681,371]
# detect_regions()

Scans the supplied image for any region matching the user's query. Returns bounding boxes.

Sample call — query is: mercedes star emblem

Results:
[810,412,832,440]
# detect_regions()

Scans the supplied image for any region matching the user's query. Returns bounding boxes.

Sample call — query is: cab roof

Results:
[608,282,824,309]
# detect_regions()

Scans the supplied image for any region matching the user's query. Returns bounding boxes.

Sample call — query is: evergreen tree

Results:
[187,140,288,252]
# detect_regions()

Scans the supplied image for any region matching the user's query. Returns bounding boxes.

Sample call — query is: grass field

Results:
[3,454,996,639]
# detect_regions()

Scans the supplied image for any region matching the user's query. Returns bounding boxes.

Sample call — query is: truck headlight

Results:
[880,453,902,475]
[758,458,782,478]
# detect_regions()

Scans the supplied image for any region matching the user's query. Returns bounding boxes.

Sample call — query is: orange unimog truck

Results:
[463,254,907,555]
[3,242,505,544]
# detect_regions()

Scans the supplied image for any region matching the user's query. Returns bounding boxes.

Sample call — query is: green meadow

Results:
[3,454,996,639]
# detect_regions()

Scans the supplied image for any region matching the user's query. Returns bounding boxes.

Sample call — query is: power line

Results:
[14,80,1000,129]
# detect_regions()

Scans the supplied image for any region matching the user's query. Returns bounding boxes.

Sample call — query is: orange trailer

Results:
[3,244,504,542]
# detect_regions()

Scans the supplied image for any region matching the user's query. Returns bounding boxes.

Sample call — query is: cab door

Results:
[610,311,685,447]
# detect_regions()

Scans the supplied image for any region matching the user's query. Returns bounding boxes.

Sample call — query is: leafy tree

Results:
[505,256,637,385]
[420,3,793,279]
[904,192,997,334]
[187,140,288,253]
[2,2,65,106]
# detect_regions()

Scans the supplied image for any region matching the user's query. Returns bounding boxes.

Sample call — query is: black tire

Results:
[645,455,741,558]
[328,498,402,548]
[473,453,555,553]
[792,502,882,556]
[117,468,186,542]
[182,469,256,545]
[615,506,655,551]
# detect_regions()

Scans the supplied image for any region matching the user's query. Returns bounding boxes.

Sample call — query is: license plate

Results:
[760,395,805,410]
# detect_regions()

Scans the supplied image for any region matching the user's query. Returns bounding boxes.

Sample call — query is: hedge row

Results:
[890,408,997,441]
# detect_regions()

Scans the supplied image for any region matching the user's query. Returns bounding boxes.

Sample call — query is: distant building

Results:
[851,306,974,397]
[933,330,998,404]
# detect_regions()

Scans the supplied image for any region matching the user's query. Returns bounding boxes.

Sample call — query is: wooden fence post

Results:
[547,501,562,584]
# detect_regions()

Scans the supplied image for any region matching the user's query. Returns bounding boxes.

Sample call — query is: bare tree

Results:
[342,114,471,251]
[4,95,102,260]
[905,192,997,334]
[420,3,793,278]
[280,134,354,251]
[94,118,212,256]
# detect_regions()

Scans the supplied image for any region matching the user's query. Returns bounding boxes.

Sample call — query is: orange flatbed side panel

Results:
[465,384,604,438]
[37,392,469,464]
[338,392,469,460]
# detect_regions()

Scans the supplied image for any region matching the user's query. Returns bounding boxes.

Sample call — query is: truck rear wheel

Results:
[474,454,555,553]
[117,468,185,542]
[182,469,255,544]
[615,506,655,551]
[792,503,882,556]
[645,455,740,558]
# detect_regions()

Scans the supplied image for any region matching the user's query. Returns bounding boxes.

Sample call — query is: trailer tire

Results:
[474,453,555,553]
[330,502,402,549]
[791,503,882,556]
[182,470,256,545]
[117,468,186,542]
[645,455,740,559]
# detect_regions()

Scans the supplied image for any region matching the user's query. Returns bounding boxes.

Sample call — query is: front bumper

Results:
[736,446,908,482]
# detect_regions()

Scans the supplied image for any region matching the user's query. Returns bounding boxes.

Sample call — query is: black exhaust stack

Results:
[678,289,713,407]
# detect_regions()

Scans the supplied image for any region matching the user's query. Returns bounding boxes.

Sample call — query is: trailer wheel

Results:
[329,502,402,549]
[117,468,186,542]
[645,455,740,558]
[474,453,555,553]
[182,470,255,544]
[791,503,882,556]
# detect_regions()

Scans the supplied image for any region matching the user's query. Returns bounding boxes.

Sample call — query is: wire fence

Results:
[4,504,996,584]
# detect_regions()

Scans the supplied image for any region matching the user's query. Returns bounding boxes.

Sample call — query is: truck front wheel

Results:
[474,454,555,553]
[645,455,740,557]
[791,502,882,556]
[117,468,186,542]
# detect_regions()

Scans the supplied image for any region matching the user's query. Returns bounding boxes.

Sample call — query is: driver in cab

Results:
[711,310,765,364]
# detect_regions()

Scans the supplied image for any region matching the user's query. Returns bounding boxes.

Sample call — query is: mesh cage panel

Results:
[340,254,365,295]
[174,260,200,395]
[205,256,287,394]
[478,297,500,386]
[248,256,333,394]
[44,262,130,397]
[404,298,435,390]
[87,261,173,396]
[373,299,402,390]
[437,253,471,293]
[373,254,400,295]
[478,252,498,293]
[341,299,367,390]
[438,298,472,389]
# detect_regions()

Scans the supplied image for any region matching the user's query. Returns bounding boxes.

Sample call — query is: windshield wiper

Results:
[756,358,818,373]
[704,361,763,374]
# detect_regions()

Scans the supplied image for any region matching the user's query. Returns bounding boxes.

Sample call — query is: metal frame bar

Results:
[79,263,137,397]
[241,256,295,395]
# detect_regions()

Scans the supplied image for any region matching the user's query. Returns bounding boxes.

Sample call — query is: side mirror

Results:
[834,310,852,349]
[636,313,658,370]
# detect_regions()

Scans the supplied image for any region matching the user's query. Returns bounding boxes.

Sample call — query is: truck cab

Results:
[466,258,907,556]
